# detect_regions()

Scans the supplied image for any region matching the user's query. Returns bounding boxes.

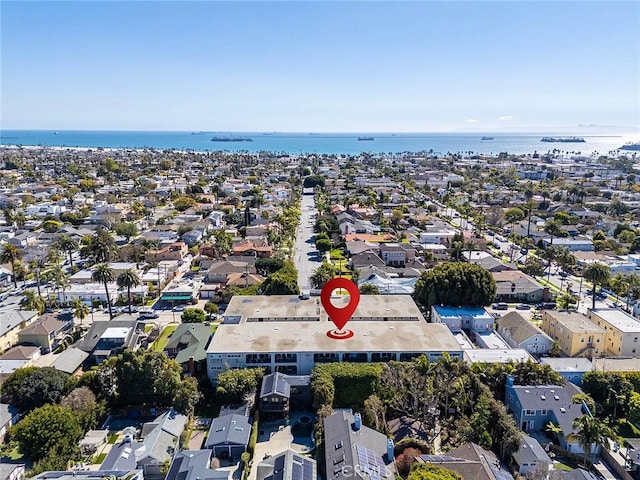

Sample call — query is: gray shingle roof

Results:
[260,372,290,399]
[163,323,212,365]
[497,311,552,345]
[166,450,230,480]
[204,414,251,449]
[512,434,552,466]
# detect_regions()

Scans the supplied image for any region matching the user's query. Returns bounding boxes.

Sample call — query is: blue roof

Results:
[433,305,490,317]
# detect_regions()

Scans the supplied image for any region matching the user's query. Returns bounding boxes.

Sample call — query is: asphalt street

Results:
[293,193,322,293]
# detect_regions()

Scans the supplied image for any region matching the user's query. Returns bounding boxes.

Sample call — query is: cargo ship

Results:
[540,137,585,143]
[210,136,253,142]
[618,142,640,151]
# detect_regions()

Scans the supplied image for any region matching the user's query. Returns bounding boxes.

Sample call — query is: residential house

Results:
[417,443,514,480]
[539,358,595,387]
[231,241,273,259]
[256,449,316,480]
[496,311,554,355]
[0,464,25,480]
[587,308,640,357]
[163,323,212,374]
[50,346,90,375]
[431,306,494,334]
[145,242,188,262]
[56,281,120,306]
[136,408,189,479]
[165,450,230,480]
[77,317,143,364]
[0,403,19,442]
[542,238,594,252]
[512,434,553,476]
[31,472,142,480]
[0,310,39,352]
[504,376,593,454]
[350,251,386,269]
[468,253,516,272]
[204,260,257,284]
[493,270,547,304]
[592,357,640,373]
[0,345,40,384]
[541,311,606,358]
[378,243,415,267]
[204,413,252,460]
[324,410,396,480]
[225,272,265,288]
[17,315,73,353]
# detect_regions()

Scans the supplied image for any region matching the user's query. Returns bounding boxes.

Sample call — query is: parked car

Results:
[536,302,557,310]
[492,302,509,310]
[172,305,186,312]
[559,271,569,278]
[516,304,531,310]
[139,311,159,319]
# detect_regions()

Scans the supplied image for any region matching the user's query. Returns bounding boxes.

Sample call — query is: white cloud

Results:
[465,119,478,123]
[499,115,513,121]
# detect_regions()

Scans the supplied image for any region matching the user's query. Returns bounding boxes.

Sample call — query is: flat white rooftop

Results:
[102,327,131,339]
[207,320,459,354]
[591,308,640,333]
[463,349,533,364]
[222,294,425,322]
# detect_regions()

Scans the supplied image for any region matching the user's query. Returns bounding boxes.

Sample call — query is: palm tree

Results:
[310,264,335,289]
[28,257,47,299]
[583,262,611,309]
[0,243,23,288]
[450,240,464,262]
[92,263,115,320]
[572,414,616,466]
[556,291,577,311]
[72,299,90,326]
[545,421,563,444]
[55,234,79,269]
[22,289,45,314]
[555,247,577,274]
[44,265,69,306]
[117,269,141,314]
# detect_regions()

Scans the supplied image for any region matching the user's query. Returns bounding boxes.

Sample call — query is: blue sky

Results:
[1,1,639,132]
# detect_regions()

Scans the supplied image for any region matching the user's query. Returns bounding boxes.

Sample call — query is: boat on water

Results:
[357,136,374,141]
[618,142,640,151]
[540,136,585,143]
[191,131,207,135]
[210,136,253,142]
[481,136,494,140]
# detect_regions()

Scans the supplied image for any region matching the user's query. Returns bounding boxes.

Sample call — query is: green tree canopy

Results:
[413,262,496,312]
[0,366,39,404]
[174,196,198,212]
[181,308,207,323]
[255,258,285,276]
[10,404,82,464]
[359,283,380,295]
[6,367,72,412]
[407,462,463,480]
[216,367,264,403]
[94,350,183,407]
[302,175,325,188]
[115,222,139,240]
[41,219,62,233]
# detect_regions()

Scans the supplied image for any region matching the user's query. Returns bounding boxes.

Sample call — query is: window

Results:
[525,410,535,416]
[541,410,547,415]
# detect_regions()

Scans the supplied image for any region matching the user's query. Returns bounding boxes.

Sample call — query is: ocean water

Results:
[0,130,635,156]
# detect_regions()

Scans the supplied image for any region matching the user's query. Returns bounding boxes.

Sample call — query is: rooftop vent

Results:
[560,407,566,413]
[540,395,546,400]
[554,396,560,401]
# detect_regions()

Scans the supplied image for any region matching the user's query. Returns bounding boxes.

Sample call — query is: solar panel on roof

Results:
[356,444,388,478]
[273,455,285,473]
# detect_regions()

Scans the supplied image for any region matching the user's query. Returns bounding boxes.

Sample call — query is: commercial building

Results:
[587,308,640,357]
[206,295,461,383]
[541,311,606,358]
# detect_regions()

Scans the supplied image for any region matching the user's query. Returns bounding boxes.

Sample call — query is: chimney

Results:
[354,412,362,431]
[386,439,394,462]
[188,356,196,374]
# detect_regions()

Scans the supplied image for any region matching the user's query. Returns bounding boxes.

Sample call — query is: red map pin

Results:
[320,277,360,339]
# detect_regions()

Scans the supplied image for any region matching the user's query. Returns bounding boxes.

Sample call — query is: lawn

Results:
[149,325,178,352]
[91,452,108,465]
[107,433,119,444]
[553,461,574,471]
[329,249,345,260]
